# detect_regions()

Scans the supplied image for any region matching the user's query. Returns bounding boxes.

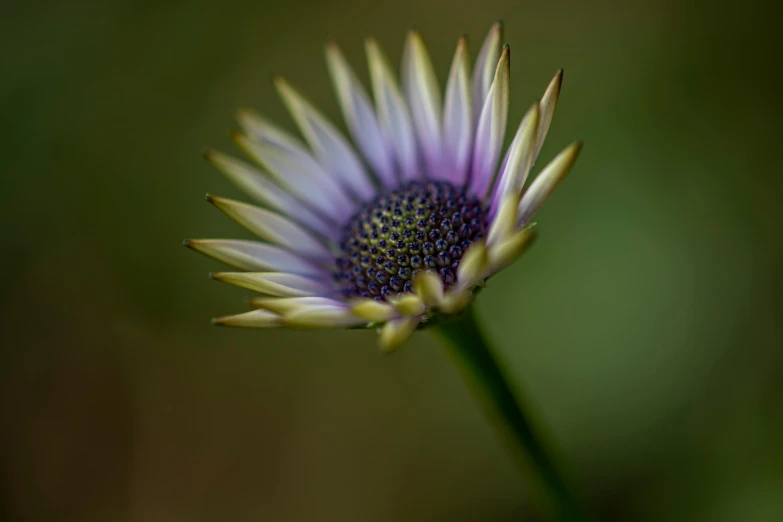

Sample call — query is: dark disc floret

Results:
[333,180,487,301]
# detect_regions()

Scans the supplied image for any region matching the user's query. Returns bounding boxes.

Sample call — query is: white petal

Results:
[490,103,540,212]
[456,241,488,290]
[351,299,399,322]
[211,272,331,298]
[204,150,332,238]
[442,36,473,184]
[212,309,281,328]
[402,30,442,178]
[472,22,503,124]
[378,316,419,352]
[283,304,366,328]
[184,239,325,277]
[366,38,420,181]
[486,194,521,247]
[207,196,332,261]
[274,77,376,201]
[469,45,510,199]
[486,224,538,276]
[388,293,426,316]
[250,296,343,314]
[517,141,583,225]
[535,69,563,162]
[232,123,353,222]
[325,43,396,188]
[414,270,444,307]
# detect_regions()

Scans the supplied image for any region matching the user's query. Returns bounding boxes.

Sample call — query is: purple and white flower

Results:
[186,23,582,351]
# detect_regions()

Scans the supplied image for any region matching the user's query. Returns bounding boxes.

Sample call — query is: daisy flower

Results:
[185,22,582,351]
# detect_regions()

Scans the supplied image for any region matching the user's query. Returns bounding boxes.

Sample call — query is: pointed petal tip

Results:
[517,140,583,224]
[550,69,564,89]
[235,107,260,126]
[272,75,288,90]
[210,316,231,327]
[485,20,503,36]
[212,308,283,328]
[569,140,585,161]
[495,45,511,76]
[565,140,584,158]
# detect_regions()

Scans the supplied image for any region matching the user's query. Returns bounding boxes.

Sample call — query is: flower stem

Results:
[434,305,586,521]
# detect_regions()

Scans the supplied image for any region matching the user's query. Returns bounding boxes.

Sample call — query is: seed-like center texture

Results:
[334,180,488,301]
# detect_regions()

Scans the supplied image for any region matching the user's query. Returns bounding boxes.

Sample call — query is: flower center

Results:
[333,180,487,301]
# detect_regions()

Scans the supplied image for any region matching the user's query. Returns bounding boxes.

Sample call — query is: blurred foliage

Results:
[1,0,782,520]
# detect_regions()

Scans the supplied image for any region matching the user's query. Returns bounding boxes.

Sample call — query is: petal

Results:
[325,43,396,187]
[232,118,353,222]
[517,141,583,225]
[351,299,399,322]
[210,272,331,298]
[486,224,538,276]
[207,196,332,261]
[366,38,420,181]
[274,77,376,201]
[184,239,325,277]
[283,305,366,328]
[378,316,419,352]
[204,150,332,238]
[469,45,510,199]
[535,69,563,162]
[490,103,540,213]
[472,21,503,124]
[212,309,281,328]
[442,36,473,184]
[486,194,521,247]
[414,270,444,307]
[250,296,343,314]
[402,30,443,177]
[388,293,426,316]
[456,241,488,290]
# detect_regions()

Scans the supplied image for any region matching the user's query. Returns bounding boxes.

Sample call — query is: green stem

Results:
[434,305,586,521]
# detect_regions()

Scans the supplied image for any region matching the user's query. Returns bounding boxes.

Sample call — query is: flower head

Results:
[186,23,582,351]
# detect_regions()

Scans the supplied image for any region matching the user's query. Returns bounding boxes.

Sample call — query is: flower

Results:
[185,22,582,351]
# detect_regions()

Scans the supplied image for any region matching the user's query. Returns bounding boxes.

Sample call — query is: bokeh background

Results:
[2,0,782,520]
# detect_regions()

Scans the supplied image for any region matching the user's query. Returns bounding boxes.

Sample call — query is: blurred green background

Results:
[1,0,781,520]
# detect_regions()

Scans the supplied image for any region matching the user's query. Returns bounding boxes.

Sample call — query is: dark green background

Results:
[2,0,781,520]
